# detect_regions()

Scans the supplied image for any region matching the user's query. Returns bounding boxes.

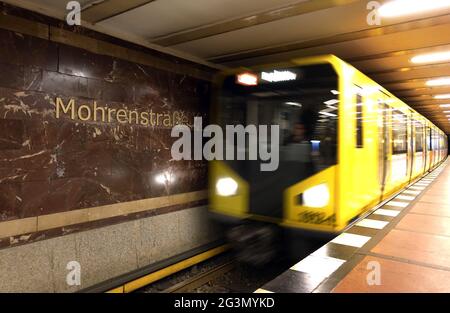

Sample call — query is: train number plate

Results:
[298,211,336,225]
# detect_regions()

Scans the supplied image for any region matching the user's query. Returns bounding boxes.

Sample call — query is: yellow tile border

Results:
[122,244,228,293]
[37,208,90,232]
[1,190,207,239]
[0,217,37,239]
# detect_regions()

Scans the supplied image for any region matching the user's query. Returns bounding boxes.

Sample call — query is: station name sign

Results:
[55,97,193,127]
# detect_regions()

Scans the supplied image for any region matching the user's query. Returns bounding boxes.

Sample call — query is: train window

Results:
[431,130,434,150]
[392,110,407,154]
[219,63,339,178]
[432,130,438,150]
[356,93,363,148]
[435,132,439,150]
[426,127,432,151]
[430,129,434,151]
[415,122,423,152]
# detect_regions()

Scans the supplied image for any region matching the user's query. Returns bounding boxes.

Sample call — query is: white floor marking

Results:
[403,190,421,195]
[290,255,345,277]
[330,233,371,248]
[356,218,389,229]
[387,201,410,208]
[395,195,415,201]
[254,289,273,293]
[374,209,400,217]
[409,186,425,191]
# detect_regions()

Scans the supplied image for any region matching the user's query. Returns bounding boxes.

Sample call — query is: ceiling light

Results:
[440,104,450,108]
[286,102,302,107]
[379,0,450,18]
[443,111,450,113]
[426,77,450,86]
[411,51,450,64]
[331,90,339,95]
[435,94,450,99]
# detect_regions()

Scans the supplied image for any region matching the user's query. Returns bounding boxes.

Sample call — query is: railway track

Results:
[161,260,237,293]
[99,238,320,293]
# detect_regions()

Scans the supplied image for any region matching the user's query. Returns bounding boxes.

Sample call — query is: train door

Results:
[431,129,436,167]
[391,110,408,182]
[408,115,414,183]
[426,127,431,171]
[423,132,427,173]
[416,121,426,175]
[352,88,365,211]
[378,101,389,198]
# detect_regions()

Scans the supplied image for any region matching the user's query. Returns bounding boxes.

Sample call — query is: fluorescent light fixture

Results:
[302,184,330,208]
[261,70,297,82]
[216,177,238,197]
[236,73,258,86]
[379,0,450,18]
[331,90,339,95]
[319,111,337,117]
[443,111,450,113]
[426,77,450,86]
[439,104,450,108]
[286,102,302,107]
[435,94,450,99]
[411,50,450,64]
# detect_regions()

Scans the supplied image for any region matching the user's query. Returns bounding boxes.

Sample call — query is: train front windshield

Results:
[217,63,339,219]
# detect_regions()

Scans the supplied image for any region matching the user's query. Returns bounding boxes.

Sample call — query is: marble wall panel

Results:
[0,9,213,245]
[0,28,58,71]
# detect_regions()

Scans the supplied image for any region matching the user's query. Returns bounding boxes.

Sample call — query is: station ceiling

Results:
[5,0,450,134]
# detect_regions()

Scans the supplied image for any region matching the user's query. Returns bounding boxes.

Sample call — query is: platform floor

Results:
[257,159,450,293]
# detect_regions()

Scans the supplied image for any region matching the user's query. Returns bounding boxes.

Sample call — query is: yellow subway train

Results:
[208,55,448,261]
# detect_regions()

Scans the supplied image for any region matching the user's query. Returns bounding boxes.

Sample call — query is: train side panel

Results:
[335,59,447,230]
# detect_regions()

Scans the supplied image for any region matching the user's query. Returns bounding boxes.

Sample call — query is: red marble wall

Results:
[0,4,213,232]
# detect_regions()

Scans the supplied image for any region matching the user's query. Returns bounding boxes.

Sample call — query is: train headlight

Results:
[303,184,330,208]
[216,177,238,197]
